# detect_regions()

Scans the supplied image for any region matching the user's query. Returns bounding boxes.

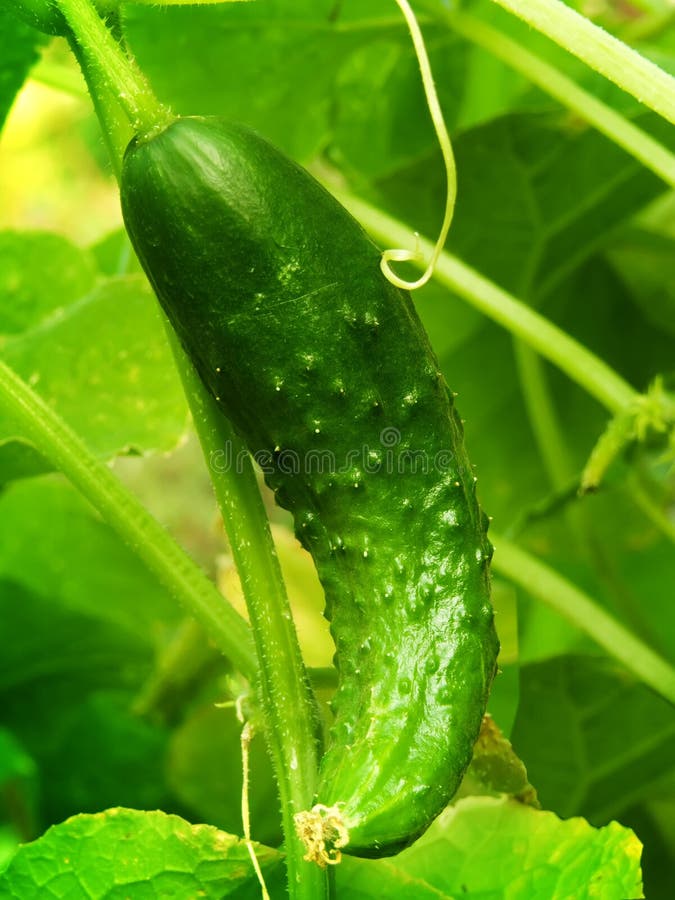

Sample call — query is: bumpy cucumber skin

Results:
[121,117,499,857]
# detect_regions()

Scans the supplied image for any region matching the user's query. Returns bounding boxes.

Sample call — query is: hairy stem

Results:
[433,7,675,187]
[171,341,327,900]
[489,0,675,124]
[56,0,172,136]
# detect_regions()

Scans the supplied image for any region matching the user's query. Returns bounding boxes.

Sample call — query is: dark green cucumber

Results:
[120,116,499,859]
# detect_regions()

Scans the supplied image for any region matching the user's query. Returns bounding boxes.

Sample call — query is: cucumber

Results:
[120,116,499,859]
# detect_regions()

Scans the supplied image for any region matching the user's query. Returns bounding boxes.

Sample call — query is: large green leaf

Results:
[0,277,188,480]
[0,579,152,794]
[166,701,282,848]
[123,0,362,161]
[0,231,96,337]
[339,795,643,899]
[0,729,38,846]
[606,228,675,337]
[511,656,675,823]
[373,112,667,303]
[0,478,179,639]
[0,578,148,696]
[0,808,286,898]
[38,692,171,827]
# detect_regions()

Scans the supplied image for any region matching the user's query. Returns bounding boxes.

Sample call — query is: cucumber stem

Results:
[67,35,132,180]
[169,339,327,900]
[56,0,173,137]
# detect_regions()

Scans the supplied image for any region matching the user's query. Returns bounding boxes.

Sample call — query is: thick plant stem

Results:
[170,338,327,900]
[67,36,131,179]
[56,0,172,136]
[0,358,256,677]
[491,533,675,705]
[435,8,675,187]
[337,191,637,414]
[62,5,325,894]
[489,0,675,124]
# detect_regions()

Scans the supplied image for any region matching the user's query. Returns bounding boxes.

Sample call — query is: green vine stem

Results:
[57,0,172,137]
[581,377,675,492]
[0,357,256,677]
[55,2,326,895]
[491,533,675,705]
[488,0,675,124]
[170,340,327,899]
[429,6,675,188]
[67,37,131,179]
[335,190,637,414]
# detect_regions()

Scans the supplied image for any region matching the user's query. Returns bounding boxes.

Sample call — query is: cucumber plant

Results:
[0,0,673,898]
[35,0,500,866]
[120,115,499,859]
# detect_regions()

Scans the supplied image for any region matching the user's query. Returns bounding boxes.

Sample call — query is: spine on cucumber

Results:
[120,116,499,860]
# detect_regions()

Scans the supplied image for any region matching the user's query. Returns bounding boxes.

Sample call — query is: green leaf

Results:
[166,702,282,848]
[0,578,152,795]
[457,715,538,805]
[337,857,449,899]
[374,112,666,304]
[397,795,643,899]
[331,28,467,181]
[0,232,96,337]
[0,478,179,640]
[0,808,285,898]
[122,0,372,160]
[38,692,170,827]
[0,729,38,843]
[0,578,148,697]
[0,10,45,132]
[606,228,675,337]
[511,655,675,822]
[0,275,188,479]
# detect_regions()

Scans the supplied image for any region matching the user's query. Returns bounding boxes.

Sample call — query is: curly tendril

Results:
[381,0,457,291]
